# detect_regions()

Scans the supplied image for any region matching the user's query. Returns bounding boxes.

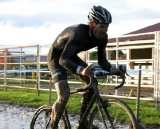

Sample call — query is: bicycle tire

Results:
[89,98,138,129]
[30,105,68,129]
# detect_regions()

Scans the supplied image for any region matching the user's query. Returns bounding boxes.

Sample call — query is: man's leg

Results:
[79,76,99,129]
[72,56,96,127]
[80,88,94,121]
[51,80,70,129]
[74,75,95,123]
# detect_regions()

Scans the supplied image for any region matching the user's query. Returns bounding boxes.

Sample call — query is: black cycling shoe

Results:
[78,121,99,129]
[78,125,99,129]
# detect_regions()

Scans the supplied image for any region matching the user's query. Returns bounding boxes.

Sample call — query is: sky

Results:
[0,0,160,46]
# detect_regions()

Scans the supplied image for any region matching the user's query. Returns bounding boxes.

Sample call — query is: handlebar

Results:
[70,66,129,94]
[93,65,130,89]
[93,69,125,89]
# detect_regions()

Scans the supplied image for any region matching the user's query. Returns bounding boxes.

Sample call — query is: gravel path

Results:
[0,103,35,129]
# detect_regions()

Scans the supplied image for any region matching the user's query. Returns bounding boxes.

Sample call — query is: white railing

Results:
[0,31,159,104]
[86,31,159,103]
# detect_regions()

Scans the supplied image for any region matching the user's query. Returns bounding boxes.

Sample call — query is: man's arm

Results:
[98,42,125,77]
[98,43,112,72]
[59,42,79,73]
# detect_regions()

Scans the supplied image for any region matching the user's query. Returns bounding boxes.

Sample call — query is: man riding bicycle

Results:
[47,5,124,129]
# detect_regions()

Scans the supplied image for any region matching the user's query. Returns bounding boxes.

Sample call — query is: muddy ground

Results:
[0,85,158,129]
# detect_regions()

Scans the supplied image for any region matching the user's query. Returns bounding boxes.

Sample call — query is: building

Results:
[87,22,160,101]
[0,50,13,70]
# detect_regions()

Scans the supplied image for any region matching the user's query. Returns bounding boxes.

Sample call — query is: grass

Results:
[0,87,160,128]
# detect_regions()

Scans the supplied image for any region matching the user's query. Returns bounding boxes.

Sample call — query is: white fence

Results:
[0,32,160,107]
[86,31,160,103]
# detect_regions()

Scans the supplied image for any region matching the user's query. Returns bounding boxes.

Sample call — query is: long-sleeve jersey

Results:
[47,24,112,73]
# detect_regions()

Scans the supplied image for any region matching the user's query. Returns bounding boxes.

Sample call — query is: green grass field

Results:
[0,87,160,128]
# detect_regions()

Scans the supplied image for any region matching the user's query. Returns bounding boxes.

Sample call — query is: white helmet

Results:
[88,6,112,24]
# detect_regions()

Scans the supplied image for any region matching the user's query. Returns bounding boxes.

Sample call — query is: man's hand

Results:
[79,66,94,77]
[110,67,125,77]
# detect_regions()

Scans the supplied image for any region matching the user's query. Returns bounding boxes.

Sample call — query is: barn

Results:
[87,22,160,102]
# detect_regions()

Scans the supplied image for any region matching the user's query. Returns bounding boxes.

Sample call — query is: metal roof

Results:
[108,22,160,43]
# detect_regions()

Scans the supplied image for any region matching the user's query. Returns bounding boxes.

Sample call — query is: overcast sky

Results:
[0,0,160,46]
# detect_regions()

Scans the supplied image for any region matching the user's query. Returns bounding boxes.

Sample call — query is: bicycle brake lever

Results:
[125,72,131,77]
[119,65,131,77]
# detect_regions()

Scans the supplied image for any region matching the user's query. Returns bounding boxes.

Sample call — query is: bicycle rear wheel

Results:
[30,105,68,129]
[89,98,138,129]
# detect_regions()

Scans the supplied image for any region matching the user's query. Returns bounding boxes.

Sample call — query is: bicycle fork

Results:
[45,109,71,129]
[46,117,51,129]
[98,101,115,129]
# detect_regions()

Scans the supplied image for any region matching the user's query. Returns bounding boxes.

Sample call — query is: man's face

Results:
[92,23,109,39]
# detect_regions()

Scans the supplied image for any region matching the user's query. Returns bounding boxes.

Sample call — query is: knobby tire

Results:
[89,98,138,129]
[30,105,68,129]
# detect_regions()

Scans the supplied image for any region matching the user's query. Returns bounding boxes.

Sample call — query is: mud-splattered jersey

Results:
[48,24,112,73]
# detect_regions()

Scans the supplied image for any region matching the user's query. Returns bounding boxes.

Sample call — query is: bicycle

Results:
[30,66,139,129]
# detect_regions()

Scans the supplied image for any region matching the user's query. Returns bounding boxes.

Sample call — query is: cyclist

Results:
[47,5,124,129]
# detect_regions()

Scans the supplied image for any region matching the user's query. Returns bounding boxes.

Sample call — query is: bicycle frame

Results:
[88,77,115,128]
[30,67,140,129]
[68,76,117,129]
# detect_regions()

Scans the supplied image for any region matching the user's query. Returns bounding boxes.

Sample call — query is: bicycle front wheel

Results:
[89,98,138,129]
[30,105,68,129]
